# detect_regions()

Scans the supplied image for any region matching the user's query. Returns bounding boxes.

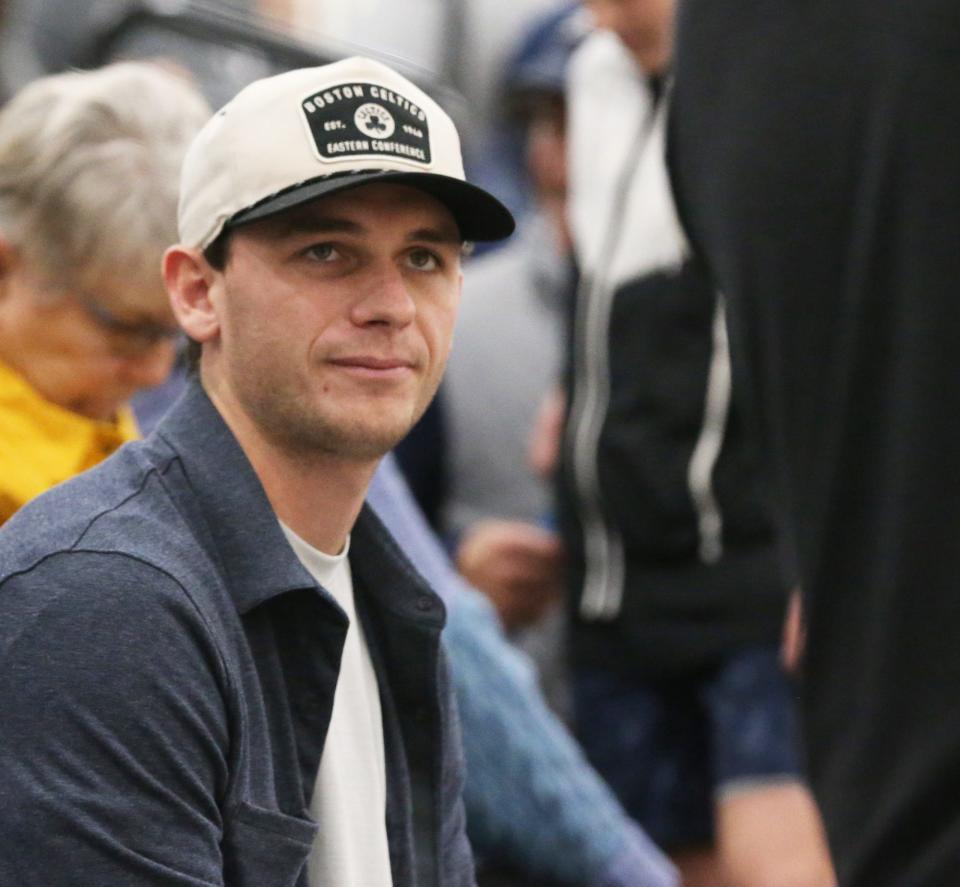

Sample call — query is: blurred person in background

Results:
[547,0,836,884]
[371,454,679,887]
[395,2,584,714]
[0,62,208,524]
[442,3,580,633]
[669,1,960,883]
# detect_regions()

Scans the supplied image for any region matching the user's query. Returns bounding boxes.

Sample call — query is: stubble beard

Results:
[229,348,438,463]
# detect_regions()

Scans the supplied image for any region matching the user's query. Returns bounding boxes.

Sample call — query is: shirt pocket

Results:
[222,799,317,887]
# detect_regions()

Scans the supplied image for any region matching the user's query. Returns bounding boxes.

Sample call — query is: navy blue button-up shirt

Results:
[0,380,473,887]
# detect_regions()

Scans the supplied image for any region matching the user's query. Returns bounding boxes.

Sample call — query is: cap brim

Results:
[226,170,515,242]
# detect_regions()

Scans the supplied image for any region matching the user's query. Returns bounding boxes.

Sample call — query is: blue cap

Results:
[503,3,590,99]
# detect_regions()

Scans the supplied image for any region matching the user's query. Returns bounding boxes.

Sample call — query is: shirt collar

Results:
[154,377,316,614]
[152,377,445,627]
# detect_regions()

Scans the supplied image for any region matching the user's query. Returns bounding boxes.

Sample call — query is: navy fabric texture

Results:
[574,646,803,849]
[0,380,472,887]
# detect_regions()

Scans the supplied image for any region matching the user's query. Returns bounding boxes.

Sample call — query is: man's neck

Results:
[253,447,374,556]
[204,382,376,556]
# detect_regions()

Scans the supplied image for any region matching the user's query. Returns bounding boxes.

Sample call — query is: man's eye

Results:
[304,243,339,262]
[407,249,440,271]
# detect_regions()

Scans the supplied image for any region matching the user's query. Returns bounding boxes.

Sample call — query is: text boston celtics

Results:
[303,83,427,121]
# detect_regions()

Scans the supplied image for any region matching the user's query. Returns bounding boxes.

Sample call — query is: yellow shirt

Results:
[0,359,139,525]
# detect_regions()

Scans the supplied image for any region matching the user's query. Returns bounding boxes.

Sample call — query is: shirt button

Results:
[416,595,433,612]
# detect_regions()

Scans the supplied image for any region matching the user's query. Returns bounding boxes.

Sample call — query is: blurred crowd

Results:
[2,0,959,885]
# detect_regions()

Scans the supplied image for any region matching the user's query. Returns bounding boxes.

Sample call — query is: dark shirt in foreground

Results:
[670,1,960,882]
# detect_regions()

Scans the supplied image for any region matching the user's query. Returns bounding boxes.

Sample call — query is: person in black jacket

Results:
[668,1,960,884]
[553,2,835,884]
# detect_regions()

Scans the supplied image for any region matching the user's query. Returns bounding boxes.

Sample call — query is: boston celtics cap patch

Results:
[178,56,514,247]
[301,82,432,166]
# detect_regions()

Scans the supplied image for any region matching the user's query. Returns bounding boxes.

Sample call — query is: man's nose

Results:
[350,263,416,328]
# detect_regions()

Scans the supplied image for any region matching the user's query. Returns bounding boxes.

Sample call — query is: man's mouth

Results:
[327,355,417,380]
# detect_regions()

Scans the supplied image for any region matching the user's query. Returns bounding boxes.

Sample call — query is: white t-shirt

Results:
[280,523,394,887]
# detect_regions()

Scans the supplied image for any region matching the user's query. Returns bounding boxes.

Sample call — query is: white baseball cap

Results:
[178,56,515,249]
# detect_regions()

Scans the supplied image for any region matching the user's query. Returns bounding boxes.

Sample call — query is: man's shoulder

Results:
[0,443,241,693]
[0,436,226,619]
[2,437,158,557]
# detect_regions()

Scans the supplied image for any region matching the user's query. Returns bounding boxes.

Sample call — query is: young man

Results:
[0,57,513,886]
[555,2,835,885]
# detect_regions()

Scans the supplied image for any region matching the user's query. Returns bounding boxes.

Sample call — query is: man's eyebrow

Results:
[272,216,364,237]
[405,226,464,246]
[267,217,461,245]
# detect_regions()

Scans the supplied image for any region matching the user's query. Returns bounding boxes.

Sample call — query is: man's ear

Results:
[163,246,221,345]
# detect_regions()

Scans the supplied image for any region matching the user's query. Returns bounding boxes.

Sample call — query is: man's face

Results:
[0,255,178,421]
[584,0,677,73]
[203,183,463,462]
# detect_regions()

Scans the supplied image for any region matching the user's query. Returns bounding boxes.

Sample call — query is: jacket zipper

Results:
[686,294,731,565]
[568,100,661,621]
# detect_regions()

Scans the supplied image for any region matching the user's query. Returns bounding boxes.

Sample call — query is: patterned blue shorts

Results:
[573,646,804,850]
